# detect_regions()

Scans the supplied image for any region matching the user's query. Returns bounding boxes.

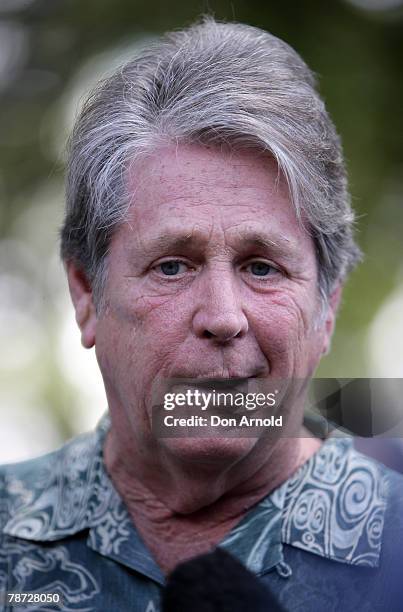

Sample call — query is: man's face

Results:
[80,144,335,463]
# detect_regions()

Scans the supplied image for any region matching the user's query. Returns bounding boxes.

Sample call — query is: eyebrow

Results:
[131,228,298,263]
[137,231,208,256]
[240,231,292,250]
[234,230,299,264]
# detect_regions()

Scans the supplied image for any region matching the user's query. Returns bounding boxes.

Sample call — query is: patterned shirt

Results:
[1,414,403,611]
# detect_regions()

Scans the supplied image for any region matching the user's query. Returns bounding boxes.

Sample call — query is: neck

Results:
[104,427,320,518]
[103,425,321,573]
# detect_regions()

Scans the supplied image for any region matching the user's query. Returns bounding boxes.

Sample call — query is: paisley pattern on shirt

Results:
[2,421,387,570]
[281,437,387,566]
[0,540,99,611]
[2,422,112,541]
[0,414,391,611]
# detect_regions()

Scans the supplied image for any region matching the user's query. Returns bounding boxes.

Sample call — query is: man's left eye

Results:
[246,261,278,277]
[156,261,188,276]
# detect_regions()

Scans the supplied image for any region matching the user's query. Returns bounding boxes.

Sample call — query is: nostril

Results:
[201,326,245,342]
[194,310,248,342]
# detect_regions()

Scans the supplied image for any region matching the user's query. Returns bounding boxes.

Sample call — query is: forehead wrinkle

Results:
[154,182,283,201]
[129,223,298,263]
[144,162,284,194]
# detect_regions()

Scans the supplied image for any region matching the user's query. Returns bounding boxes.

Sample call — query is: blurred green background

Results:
[1,0,402,462]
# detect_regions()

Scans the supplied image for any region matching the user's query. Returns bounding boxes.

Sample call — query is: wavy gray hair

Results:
[60,17,361,311]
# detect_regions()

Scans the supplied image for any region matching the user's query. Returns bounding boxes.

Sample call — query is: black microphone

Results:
[161,547,285,611]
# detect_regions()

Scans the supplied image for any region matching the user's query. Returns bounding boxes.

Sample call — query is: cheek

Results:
[111,278,192,327]
[249,290,322,372]
[134,291,193,352]
[98,286,193,381]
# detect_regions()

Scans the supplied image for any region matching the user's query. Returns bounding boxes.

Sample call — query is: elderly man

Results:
[1,17,403,612]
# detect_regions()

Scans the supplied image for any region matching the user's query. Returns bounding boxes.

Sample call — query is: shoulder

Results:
[277,440,403,609]
[348,442,403,527]
[330,441,403,565]
[0,450,58,531]
[282,436,403,567]
[377,457,403,557]
[0,428,101,535]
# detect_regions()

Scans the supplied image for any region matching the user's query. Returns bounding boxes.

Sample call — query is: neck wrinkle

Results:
[103,428,320,524]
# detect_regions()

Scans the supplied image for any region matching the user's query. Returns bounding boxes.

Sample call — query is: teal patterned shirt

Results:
[1,414,403,611]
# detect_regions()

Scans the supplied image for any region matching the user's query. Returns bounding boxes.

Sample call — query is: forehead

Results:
[123,143,310,249]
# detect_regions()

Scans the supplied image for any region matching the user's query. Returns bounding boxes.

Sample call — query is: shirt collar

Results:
[2,414,388,583]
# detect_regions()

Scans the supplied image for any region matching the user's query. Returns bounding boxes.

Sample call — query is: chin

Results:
[158,435,260,469]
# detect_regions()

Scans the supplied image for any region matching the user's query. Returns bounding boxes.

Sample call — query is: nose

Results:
[192,271,248,342]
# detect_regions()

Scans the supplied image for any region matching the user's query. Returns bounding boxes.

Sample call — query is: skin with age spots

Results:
[67,144,340,574]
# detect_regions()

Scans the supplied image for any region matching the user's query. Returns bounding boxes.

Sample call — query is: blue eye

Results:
[158,261,186,276]
[249,261,274,276]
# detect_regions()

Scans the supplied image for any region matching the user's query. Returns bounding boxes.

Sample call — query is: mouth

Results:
[169,366,268,383]
[183,377,250,392]
[168,375,257,398]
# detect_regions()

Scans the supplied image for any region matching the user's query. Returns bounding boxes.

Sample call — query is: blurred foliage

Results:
[0,0,402,456]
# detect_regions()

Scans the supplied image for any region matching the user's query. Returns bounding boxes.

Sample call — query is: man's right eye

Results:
[154,260,188,276]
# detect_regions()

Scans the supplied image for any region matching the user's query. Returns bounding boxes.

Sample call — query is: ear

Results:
[66,261,97,348]
[321,283,342,356]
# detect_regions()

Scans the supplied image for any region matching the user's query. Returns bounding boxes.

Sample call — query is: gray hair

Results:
[61,17,362,311]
